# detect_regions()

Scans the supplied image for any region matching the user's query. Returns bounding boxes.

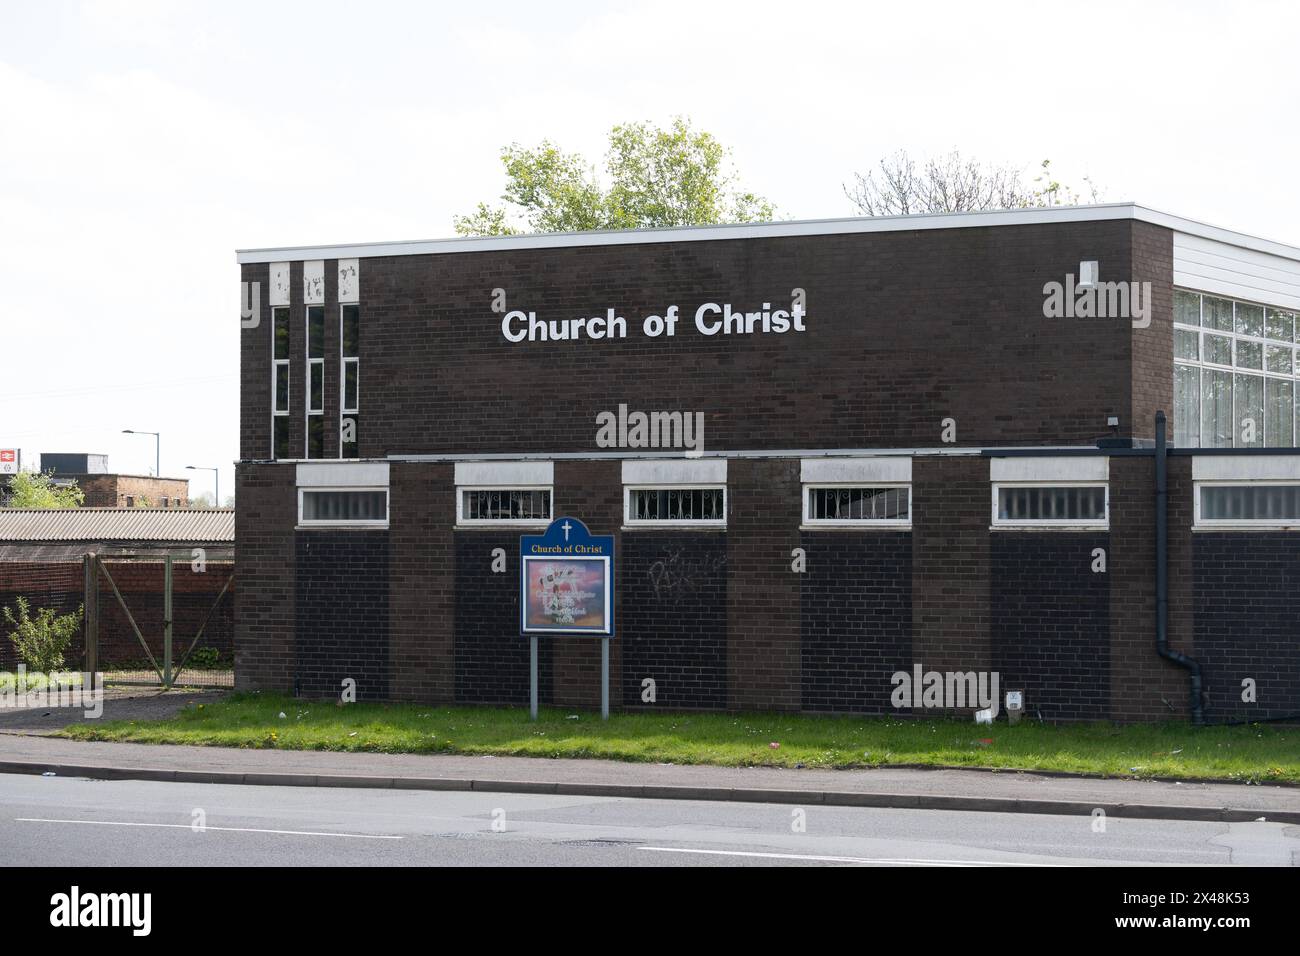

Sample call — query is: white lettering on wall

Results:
[497,296,810,344]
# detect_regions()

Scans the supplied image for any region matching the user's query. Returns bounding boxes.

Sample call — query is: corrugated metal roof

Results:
[0,509,234,543]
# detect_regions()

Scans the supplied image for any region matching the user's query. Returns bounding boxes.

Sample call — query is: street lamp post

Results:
[122,429,160,477]
[185,465,219,509]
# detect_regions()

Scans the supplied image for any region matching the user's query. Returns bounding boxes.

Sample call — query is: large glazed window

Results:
[1174,290,1299,448]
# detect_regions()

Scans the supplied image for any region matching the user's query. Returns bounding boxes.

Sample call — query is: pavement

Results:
[0,688,227,733]
[0,691,1296,824]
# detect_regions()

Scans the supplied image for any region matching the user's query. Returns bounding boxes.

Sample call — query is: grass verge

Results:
[57,692,1298,784]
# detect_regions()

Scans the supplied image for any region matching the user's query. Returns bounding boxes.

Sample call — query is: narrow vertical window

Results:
[306,305,325,458]
[340,304,359,458]
[272,306,290,459]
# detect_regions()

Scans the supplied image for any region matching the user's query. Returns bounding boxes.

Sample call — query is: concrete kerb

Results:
[2,759,1296,824]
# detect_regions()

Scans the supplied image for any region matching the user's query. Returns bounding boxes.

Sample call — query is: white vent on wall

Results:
[1078,260,1100,290]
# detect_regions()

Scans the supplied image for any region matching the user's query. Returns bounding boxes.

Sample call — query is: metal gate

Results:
[83,549,234,689]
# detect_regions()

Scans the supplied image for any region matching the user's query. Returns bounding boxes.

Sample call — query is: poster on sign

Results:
[519,517,614,636]
[0,449,17,475]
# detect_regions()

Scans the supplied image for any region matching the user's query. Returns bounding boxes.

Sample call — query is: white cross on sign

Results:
[562,520,572,541]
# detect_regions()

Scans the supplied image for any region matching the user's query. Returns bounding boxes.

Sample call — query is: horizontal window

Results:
[299,488,388,526]
[457,487,552,525]
[1196,482,1300,528]
[803,484,910,526]
[625,486,726,526]
[993,483,1108,528]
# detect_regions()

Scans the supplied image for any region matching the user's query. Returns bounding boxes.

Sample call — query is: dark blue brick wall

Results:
[1194,534,1300,722]
[799,532,912,713]
[453,532,552,706]
[991,534,1110,720]
[620,534,727,709]
[294,531,389,700]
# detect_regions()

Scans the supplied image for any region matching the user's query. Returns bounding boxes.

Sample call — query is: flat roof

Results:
[236,202,1300,266]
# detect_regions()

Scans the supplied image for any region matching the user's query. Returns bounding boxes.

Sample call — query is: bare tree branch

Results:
[845,150,1103,217]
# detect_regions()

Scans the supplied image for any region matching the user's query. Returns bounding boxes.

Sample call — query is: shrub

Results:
[2,597,84,672]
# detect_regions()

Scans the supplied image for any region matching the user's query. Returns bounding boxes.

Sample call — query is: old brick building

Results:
[40,454,190,508]
[235,204,1300,723]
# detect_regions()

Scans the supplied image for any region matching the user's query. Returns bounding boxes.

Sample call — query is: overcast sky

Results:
[3,0,1298,502]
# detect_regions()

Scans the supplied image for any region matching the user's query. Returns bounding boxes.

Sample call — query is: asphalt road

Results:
[1,774,1297,866]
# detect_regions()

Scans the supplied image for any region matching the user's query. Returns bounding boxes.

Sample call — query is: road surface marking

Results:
[16,817,402,840]
[638,846,1060,866]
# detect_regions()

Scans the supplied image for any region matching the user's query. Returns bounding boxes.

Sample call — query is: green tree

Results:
[3,597,84,672]
[454,117,776,236]
[4,471,84,509]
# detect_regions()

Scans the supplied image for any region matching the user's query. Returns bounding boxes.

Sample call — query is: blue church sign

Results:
[519,517,614,636]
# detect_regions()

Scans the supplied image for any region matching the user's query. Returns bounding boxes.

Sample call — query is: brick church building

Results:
[234,203,1300,723]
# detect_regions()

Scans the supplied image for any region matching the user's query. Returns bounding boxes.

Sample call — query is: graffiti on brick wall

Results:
[646,548,727,602]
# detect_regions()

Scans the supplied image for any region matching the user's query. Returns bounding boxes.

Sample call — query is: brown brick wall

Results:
[233,463,296,691]
[1109,455,1190,720]
[76,475,190,507]
[911,455,992,708]
[551,460,622,709]
[241,220,1146,461]
[387,461,455,702]
[1131,222,1175,443]
[727,458,801,711]
[0,559,232,670]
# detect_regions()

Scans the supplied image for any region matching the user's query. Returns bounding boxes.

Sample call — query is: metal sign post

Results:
[530,635,539,721]
[601,637,609,720]
[520,517,615,721]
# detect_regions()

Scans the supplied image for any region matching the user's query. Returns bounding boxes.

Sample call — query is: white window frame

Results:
[1193,479,1300,530]
[991,481,1109,531]
[340,303,359,459]
[456,485,553,527]
[801,482,912,528]
[305,304,325,457]
[623,483,727,529]
[341,358,359,414]
[1173,289,1300,449]
[297,486,389,529]
[270,306,291,460]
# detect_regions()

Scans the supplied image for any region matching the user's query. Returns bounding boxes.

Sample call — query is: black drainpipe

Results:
[1155,411,1204,725]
